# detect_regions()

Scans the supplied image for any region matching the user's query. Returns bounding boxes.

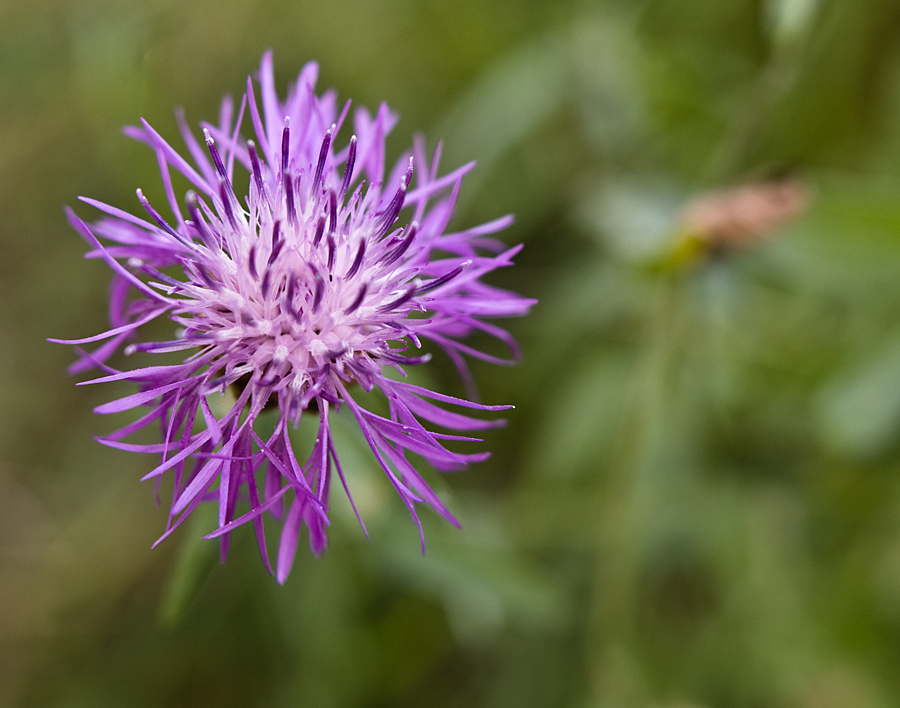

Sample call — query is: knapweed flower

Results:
[657,176,809,271]
[54,53,533,582]
[679,177,809,251]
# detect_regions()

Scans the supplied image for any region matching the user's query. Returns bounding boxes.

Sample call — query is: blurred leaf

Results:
[577,174,684,260]
[523,352,633,481]
[817,331,900,458]
[764,0,821,46]
[436,35,570,176]
[374,518,566,645]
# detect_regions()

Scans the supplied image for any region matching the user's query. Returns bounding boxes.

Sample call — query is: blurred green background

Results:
[5,0,900,706]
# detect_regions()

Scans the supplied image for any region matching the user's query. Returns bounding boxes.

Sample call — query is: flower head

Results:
[55,53,533,582]
[678,177,809,251]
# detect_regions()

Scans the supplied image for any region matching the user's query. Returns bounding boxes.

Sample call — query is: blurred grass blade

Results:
[158,502,219,627]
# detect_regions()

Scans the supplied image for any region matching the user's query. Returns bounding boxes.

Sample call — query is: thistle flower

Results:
[54,53,533,583]
[678,177,809,251]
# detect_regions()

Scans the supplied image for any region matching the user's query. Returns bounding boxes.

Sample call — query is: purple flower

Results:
[53,53,534,582]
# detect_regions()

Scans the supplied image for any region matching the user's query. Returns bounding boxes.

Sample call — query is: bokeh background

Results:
[4,0,900,706]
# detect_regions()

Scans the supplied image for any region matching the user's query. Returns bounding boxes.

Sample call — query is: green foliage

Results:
[5,0,900,706]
